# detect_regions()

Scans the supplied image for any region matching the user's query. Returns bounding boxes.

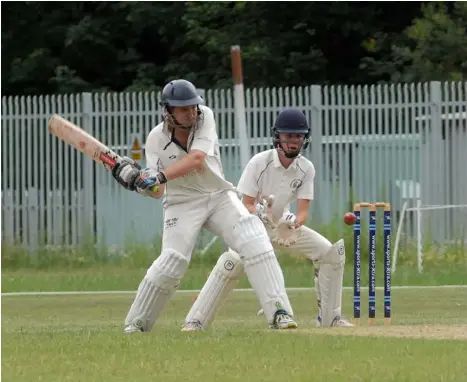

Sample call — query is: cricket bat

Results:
[47,114,159,192]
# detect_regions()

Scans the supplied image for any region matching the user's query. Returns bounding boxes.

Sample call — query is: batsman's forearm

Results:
[296,211,308,226]
[244,203,256,214]
[296,199,311,226]
[161,150,205,181]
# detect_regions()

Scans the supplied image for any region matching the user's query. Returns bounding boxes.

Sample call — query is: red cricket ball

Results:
[344,212,357,225]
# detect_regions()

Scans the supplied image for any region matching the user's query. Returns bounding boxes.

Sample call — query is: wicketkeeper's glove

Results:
[272,213,300,247]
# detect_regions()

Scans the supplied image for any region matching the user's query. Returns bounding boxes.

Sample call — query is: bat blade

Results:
[48,114,121,170]
[47,114,160,193]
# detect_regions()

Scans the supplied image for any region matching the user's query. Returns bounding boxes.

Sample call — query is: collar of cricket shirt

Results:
[162,122,197,152]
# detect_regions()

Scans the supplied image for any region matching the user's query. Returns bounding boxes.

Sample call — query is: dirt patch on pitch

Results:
[300,325,467,340]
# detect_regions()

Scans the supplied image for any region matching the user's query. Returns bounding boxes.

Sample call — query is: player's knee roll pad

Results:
[320,239,346,267]
[317,239,345,327]
[232,214,274,262]
[146,249,190,289]
[215,249,245,280]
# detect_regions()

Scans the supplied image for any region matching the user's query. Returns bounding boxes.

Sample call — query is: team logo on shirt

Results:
[165,217,178,228]
[290,179,303,189]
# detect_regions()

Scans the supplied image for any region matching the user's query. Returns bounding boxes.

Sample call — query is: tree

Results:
[2,1,427,95]
[178,2,423,87]
[1,2,188,95]
[361,2,467,82]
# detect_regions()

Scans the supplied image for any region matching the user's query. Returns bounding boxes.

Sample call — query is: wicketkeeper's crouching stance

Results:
[112,79,297,333]
[183,108,353,331]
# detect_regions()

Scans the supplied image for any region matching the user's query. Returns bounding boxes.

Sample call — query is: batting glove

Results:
[112,157,141,191]
[254,198,275,229]
[134,168,167,190]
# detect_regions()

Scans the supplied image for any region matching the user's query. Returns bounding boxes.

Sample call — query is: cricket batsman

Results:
[111,79,297,333]
[182,108,353,330]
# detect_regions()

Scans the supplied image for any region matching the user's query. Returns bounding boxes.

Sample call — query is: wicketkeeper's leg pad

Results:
[315,239,346,326]
[232,214,293,323]
[184,249,245,328]
[124,249,189,331]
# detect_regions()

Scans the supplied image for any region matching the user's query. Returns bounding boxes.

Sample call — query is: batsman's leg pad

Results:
[125,249,189,331]
[316,239,345,327]
[184,249,245,328]
[232,215,293,323]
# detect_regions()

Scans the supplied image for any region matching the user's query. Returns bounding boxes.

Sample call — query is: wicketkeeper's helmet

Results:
[272,108,311,153]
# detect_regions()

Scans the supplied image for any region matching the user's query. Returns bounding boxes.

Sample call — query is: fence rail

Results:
[2,81,466,250]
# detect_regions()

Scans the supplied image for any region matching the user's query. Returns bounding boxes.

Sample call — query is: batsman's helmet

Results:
[160,79,204,108]
[272,108,311,151]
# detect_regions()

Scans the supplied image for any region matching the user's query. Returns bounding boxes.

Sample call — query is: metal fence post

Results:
[81,92,95,241]
[430,82,445,242]
[310,85,323,221]
[2,190,14,245]
[28,188,39,252]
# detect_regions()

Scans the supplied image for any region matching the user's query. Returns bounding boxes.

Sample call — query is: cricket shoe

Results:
[181,320,203,332]
[124,323,144,334]
[331,316,354,327]
[257,308,298,329]
[316,315,354,327]
[270,309,298,329]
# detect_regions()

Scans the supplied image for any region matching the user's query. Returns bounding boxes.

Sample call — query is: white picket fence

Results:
[1,81,466,251]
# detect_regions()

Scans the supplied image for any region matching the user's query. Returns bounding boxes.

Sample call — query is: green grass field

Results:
[2,260,467,293]
[3,286,467,381]
[3,234,467,382]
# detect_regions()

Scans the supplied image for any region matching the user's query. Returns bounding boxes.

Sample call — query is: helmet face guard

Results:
[273,129,311,158]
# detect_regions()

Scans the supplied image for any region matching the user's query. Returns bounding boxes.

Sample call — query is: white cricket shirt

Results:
[236,149,315,222]
[144,105,235,204]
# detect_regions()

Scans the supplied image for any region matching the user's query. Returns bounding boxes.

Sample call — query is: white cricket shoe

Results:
[331,316,354,327]
[124,323,144,334]
[271,310,298,329]
[257,308,298,329]
[316,315,354,327]
[181,320,203,332]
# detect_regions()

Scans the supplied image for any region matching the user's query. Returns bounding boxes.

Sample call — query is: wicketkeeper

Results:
[183,108,353,330]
